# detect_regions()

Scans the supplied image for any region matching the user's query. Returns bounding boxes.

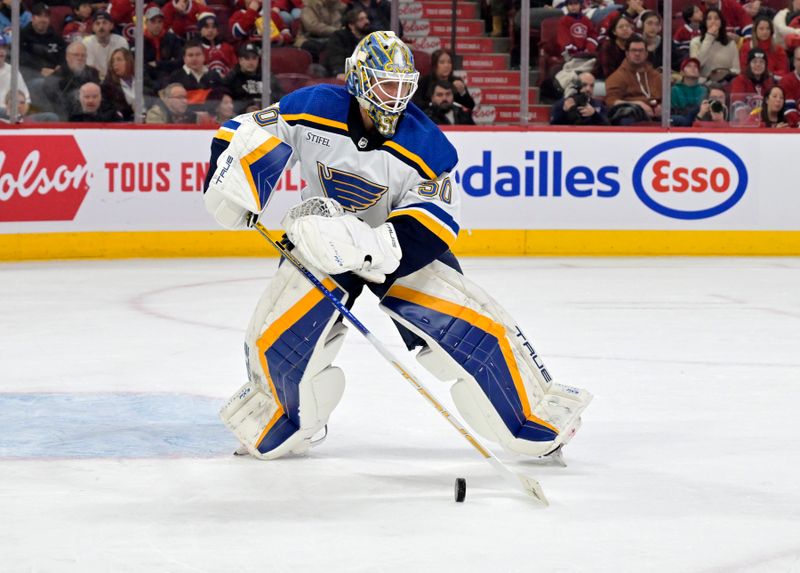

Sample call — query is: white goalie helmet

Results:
[345,31,420,138]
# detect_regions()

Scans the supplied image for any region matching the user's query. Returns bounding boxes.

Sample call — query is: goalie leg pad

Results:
[380,260,592,457]
[220,260,350,459]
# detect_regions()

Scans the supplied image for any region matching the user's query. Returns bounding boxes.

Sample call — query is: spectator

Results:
[595,13,634,79]
[671,57,707,125]
[639,11,668,70]
[295,0,345,62]
[558,0,599,58]
[550,71,609,124]
[19,3,66,85]
[140,6,184,87]
[605,35,662,123]
[779,46,800,123]
[0,0,32,45]
[325,8,370,79]
[740,17,789,79]
[68,81,122,121]
[145,82,206,123]
[41,40,100,119]
[102,47,145,120]
[690,8,740,82]
[488,0,506,36]
[759,85,794,125]
[673,4,703,66]
[598,0,645,39]
[0,89,58,122]
[61,0,94,43]
[162,0,204,39]
[349,0,394,33]
[0,38,31,109]
[83,10,129,81]
[413,49,475,112]
[166,38,221,101]
[197,12,237,78]
[773,0,800,49]
[694,82,729,124]
[702,0,752,39]
[730,48,774,119]
[423,80,475,125]
[206,87,236,124]
[223,42,283,113]
[230,0,293,46]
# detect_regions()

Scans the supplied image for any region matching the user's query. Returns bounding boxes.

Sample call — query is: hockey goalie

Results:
[203,31,593,461]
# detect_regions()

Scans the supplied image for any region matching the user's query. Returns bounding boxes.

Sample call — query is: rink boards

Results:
[1,126,798,259]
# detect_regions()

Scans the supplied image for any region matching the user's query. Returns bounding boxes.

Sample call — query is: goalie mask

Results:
[345,31,419,138]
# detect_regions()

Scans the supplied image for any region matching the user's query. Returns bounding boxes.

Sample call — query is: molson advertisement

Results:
[0,128,796,235]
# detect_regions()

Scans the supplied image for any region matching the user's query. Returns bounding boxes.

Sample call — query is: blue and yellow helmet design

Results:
[345,31,419,138]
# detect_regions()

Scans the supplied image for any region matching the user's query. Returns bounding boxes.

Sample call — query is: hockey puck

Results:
[454,477,467,502]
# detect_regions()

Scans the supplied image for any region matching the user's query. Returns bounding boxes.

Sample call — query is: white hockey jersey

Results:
[206,84,461,270]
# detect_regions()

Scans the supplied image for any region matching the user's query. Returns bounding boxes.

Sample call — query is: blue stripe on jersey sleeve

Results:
[278,84,351,124]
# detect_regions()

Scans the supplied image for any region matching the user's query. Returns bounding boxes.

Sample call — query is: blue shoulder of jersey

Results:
[278,84,351,136]
[386,103,459,180]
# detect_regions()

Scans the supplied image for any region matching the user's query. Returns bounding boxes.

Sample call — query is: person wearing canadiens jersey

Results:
[203,31,592,461]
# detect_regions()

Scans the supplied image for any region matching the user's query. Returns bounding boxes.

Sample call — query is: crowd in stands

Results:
[541,0,800,126]
[0,0,477,125]
[2,0,799,128]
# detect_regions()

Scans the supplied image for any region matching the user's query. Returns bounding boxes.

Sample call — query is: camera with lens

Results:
[566,77,589,108]
[709,99,725,114]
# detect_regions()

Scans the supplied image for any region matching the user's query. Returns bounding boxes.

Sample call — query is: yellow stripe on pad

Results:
[386,284,559,435]
[382,140,437,179]
[239,136,283,211]
[253,277,338,448]
[388,208,458,248]
[281,113,349,132]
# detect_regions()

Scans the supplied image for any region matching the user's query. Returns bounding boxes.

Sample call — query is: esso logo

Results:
[632,138,747,219]
[0,135,91,222]
[470,87,482,105]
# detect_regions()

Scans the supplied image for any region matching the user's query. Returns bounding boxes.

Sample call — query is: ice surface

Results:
[1,257,799,572]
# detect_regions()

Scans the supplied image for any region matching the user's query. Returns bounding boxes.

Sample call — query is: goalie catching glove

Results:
[282,197,402,283]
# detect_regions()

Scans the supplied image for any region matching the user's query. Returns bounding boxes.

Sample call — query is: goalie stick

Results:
[252,220,549,506]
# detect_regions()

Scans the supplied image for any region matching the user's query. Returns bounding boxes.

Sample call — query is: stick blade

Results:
[518,473,549,506]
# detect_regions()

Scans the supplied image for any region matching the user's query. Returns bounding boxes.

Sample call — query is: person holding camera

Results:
[550,71,609,125]
[693,83,729,126]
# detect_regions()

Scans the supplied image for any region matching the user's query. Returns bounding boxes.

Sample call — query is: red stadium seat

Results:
[538,16,564,84]
[276,72,313,94]
[412,49,431,76]
[303,76,347,87]
[271,47,313,74]
[49,6,72,36]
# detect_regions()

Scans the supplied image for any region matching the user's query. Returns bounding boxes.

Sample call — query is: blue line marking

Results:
[0,393,236,459]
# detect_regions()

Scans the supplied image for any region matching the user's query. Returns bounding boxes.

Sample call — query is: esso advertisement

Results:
[0,135,91,223]
[1,129,796,233]
[632,138,747,220]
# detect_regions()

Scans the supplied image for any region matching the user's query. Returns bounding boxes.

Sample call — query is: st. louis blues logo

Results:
[317,162,388,212]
